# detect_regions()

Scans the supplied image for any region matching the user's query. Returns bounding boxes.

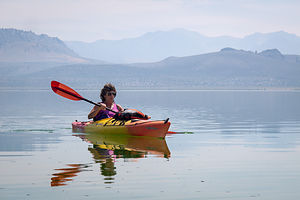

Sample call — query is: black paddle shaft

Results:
[81,98,118,114]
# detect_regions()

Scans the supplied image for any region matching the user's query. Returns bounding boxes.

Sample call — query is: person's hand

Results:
[99,103,106,110]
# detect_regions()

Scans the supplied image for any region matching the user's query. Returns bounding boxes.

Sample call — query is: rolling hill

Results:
[2,48,299,89]
[0,28,88,63]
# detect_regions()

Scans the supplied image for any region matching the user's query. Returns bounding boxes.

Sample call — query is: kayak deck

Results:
[72,118,171,138]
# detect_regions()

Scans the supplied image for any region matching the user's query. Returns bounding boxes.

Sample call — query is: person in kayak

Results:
[88,83,124,121]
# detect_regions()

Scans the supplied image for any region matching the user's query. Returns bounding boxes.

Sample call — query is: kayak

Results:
[72,118,171,138]
[50,81,171,138]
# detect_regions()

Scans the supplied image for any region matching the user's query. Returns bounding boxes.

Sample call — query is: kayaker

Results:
[88,83,124,121]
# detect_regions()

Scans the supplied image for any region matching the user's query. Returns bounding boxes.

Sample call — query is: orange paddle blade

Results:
[51,81,83,101]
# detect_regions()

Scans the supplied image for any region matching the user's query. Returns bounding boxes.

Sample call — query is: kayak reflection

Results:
[80,131,171,158]
[82,132,171,184]
[51,132,171,186]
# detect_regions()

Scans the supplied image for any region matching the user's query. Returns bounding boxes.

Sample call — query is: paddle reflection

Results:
[51,133,170,186]
[51,164,90,187]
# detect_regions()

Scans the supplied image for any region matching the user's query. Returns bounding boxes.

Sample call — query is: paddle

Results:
[51,81,117,113]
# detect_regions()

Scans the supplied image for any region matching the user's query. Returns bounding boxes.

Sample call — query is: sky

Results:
[1,0,300,42]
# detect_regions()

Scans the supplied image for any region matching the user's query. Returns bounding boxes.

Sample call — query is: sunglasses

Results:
[107,92,116,96]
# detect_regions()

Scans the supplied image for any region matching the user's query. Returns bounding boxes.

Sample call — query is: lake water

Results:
[1,89,300,199]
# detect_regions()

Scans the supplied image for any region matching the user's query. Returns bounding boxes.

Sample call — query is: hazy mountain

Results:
[0,28,89,63]
[240,31,300,54]
[2,48,299,89]
[65,29,300,63]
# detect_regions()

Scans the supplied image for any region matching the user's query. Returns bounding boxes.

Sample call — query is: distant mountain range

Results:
[0,28,90,63]
[65,29,300,63]
[1,28,300,89]
[2,47,299,89]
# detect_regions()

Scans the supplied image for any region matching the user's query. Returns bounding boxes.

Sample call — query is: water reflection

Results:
[0,130,61,152]
[51,164,90,187]
[51,133,170,186]
[81,132,171,158]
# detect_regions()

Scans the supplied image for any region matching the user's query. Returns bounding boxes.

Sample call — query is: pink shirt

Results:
[93,103,119,121]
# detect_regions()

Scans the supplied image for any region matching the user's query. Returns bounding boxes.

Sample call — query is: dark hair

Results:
[100,83,117,102]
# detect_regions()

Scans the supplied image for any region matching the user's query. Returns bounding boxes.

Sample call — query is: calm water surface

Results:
[0,90,300,199]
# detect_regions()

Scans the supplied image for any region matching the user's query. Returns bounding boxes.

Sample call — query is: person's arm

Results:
[116,104,124,112]
[88,103,106,119]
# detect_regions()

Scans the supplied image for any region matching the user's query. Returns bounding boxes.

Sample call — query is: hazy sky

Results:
[1,0,300,42]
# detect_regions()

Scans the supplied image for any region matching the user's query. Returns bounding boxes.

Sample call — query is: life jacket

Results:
[113,109,150,120]
[93,103,118,121]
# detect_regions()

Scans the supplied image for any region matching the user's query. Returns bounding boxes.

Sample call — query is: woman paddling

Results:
[88,83,124,121]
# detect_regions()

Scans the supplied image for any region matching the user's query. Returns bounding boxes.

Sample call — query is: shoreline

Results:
[1,87,300,92]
